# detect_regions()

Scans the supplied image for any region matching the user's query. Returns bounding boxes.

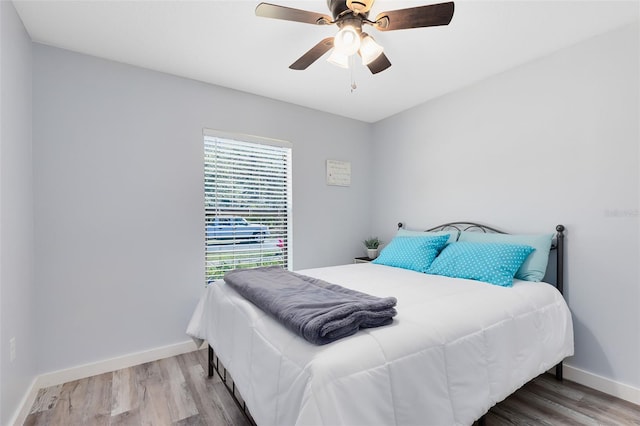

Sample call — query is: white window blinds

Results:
[204,132,292,281]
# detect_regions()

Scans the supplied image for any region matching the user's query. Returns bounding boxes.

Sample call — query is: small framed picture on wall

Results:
[326,160,351,187]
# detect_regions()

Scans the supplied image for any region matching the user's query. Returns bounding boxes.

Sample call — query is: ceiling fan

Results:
[255,0,454,74]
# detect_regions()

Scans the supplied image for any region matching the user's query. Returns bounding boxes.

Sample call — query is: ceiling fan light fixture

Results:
[359,34,384,65]
[257,0,456,75]
[333,25,361,56]
[327,50,350,69]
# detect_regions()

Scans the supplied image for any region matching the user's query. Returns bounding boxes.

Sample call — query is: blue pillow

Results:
[458,232,553,282]
[427,242,535,287]
[372,235,450,273]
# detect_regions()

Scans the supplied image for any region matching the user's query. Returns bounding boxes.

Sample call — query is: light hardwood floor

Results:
[25,349,640,425]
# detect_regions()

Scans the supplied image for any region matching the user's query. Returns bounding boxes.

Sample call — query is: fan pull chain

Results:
[349,56,357,93]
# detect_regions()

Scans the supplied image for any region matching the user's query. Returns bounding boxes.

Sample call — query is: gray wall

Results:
[32,44,373,374]
[371,23,639,389]
[0,1,36,424]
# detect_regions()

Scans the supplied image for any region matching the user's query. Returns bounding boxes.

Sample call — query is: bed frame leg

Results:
[554,225,565,384]
[206,343,257,426]
[208,344,214,377]
[555,361,563,381]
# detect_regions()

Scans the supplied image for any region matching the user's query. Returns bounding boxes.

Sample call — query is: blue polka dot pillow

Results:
[427,242,535,287]
[372,235,449,273]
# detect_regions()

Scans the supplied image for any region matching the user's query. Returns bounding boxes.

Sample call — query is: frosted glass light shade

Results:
[333,25,361,56]
[359,35,384,65]
[327,50,350,69]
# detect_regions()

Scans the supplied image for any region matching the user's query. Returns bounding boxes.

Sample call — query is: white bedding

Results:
[187,263,574,426]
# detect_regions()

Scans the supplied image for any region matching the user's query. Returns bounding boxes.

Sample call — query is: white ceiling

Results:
[13,0,639,122]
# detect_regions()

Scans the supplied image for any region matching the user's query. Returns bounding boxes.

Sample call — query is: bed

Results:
[187,222,574,426]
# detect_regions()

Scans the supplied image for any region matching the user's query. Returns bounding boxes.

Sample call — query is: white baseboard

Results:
[10,340,199,426]
[564,364,640,406]
[35,340,198,389]
[10,377,39,426]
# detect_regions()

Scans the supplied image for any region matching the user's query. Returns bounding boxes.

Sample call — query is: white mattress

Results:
[187,263,574,426]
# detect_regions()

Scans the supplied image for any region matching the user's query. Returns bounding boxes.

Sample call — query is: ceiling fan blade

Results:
[256,3,332,25]
[290,37,335,70]
[374,2,454,31]
[366,52,392,74]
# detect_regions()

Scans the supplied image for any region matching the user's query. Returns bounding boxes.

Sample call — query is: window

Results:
[204,131,292,281]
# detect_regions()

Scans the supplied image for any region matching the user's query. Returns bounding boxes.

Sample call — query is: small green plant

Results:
[363,237,382,249]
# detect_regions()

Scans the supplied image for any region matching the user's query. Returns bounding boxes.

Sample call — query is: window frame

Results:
[203,129,293,282]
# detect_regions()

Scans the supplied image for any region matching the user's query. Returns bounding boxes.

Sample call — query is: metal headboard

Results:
[397,221,566,294]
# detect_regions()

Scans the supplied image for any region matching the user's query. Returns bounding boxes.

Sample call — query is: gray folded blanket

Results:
[224,266,397,345]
